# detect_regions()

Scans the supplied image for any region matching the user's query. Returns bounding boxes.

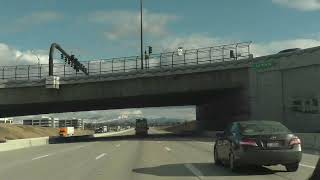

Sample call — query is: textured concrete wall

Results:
[196,88,250,131]
[250,46,320,132]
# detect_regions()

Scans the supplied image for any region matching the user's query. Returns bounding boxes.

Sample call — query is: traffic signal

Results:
[230,50,235,59]
[148,46,152,54]
[61,54,64,59]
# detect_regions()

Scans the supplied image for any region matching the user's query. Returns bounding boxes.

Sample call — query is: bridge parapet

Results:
[0,42,252,81]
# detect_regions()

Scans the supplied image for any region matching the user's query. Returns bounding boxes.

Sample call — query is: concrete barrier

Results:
[0,137,49,152]
[93,128,134,138]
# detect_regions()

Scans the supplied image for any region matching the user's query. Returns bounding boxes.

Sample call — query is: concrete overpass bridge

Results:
[1,42,320,132]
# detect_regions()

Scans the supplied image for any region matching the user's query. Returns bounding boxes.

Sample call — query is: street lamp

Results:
[31,50,40,66]
[31,50,41,78]
[140,0,144,69]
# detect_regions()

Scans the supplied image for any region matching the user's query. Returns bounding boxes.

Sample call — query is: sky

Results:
[2,0,320,120]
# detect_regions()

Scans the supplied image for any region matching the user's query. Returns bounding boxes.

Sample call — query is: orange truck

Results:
[59,127,75,137]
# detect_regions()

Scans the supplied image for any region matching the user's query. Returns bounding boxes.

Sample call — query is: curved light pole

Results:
[31,50,41,77]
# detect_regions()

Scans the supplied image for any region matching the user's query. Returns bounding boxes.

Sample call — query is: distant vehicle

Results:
[278,48,301,54]
[103,126,108,132]
[214,120,302,172]
[59,127,74,137]
[95,126,108,133]
[135,118,149,136]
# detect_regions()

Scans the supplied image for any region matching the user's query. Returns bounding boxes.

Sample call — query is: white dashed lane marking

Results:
[95,153,107,160]
[184,163,204,180]
[32,154,50,160]
[300,163,315,169]
[165,147,171,152]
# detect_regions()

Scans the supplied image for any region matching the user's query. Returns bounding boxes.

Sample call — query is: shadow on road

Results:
[132,163,286,177]
[48,133,213,144]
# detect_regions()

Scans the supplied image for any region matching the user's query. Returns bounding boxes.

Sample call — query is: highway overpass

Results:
[1,43,320,132]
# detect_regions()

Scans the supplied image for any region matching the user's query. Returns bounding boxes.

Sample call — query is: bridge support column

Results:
[196,89,250,131]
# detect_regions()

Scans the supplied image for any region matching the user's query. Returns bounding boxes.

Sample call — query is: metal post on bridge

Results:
[159,53,162,68]
[184,51,186,65]
[235,43,238,60]
[2,67,4,80]
[111,58,114,72]
[171,52,174,67]
[87,61,90,75]
[123,58,126,72]
[99,60,102,75]
[209,47,213,63]
[14,66,17,80]
[196,49,199,64]
[39,65,42,79]
[222,46,225,62]
[63,64,66,77]
[27,65,30,80]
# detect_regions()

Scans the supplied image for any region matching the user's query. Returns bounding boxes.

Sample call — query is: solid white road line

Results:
[32,154,50,160]
[300,163,316,169]
[164,147,171,152]
[184,163,204,180]
[95,153,107,160]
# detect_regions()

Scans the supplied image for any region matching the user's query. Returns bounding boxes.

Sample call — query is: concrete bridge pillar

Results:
[196,89,250,131]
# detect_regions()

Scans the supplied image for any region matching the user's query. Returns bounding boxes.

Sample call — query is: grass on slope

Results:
[159,121,198,134]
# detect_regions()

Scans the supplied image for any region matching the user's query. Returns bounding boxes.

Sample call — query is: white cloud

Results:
[158,34,231,52]
[272,0,320,11]
[89,10,178,40]
[2,11,63,33]
[0,43,48,66]
[156,34,320,57]
[16,11,63,25]
[251,38,320,57]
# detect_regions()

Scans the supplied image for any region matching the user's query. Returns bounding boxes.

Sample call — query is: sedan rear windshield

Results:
[239,121,291,135]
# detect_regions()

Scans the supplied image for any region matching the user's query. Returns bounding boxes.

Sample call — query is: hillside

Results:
[159,120,198,134]
[0,124,93,141]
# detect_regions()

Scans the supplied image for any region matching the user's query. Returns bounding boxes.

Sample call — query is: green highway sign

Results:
[252,61,276,69]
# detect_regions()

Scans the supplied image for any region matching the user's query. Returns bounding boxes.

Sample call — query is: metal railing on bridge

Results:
[0,42,252,80]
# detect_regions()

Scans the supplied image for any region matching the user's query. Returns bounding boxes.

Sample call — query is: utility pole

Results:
[140,0,144,69]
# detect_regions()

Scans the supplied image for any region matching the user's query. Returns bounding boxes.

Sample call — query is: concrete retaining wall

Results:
[0,137,49,152]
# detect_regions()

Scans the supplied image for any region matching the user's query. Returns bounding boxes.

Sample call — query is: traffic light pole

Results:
[49,43,88,76]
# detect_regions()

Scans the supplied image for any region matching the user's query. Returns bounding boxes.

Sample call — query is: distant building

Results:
[0,118,13,124]
[58,118,84,130]
[23,116,84,129]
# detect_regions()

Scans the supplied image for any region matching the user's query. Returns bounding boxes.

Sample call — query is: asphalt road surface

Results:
[0,128,318,180]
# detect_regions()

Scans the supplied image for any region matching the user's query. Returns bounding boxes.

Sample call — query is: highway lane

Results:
[0,128,317,180]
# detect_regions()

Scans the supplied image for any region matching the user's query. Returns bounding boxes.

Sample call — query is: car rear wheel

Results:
[214,147,222,165]
[285,163,299,172]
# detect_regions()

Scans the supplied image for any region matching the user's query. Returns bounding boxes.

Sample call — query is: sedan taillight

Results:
[289,137,301,146]
[240,139,258,146]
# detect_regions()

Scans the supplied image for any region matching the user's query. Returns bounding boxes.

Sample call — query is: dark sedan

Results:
[214,120,302,172]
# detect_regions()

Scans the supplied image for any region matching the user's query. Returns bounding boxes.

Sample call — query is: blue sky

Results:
[1,0,320,65]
